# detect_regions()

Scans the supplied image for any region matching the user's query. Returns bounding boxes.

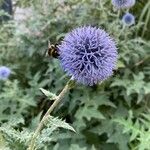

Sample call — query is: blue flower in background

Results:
[58,26,118,86]
[112,0,135,9]
[122,13,135,26]
[0,66,11,80]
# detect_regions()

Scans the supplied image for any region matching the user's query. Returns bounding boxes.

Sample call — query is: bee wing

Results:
[44,40,52,57]
[48,40,51,48]
[43,41,50,57]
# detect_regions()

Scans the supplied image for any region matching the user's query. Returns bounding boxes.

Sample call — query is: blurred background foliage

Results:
[0,0,150,150]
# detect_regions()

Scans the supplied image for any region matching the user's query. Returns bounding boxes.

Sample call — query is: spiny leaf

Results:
[117,60,125,68]
[70,144,87,150]
[75,106,105,121]
[40,88,57,100]
[113,110,150,150]
[107,126,129,150]
[46,116,76,132]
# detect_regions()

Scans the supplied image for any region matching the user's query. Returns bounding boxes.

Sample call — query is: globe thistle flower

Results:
[112,0,135,9]
[58,26,118,86]
[122,12,135,26]
[0,66,11,80]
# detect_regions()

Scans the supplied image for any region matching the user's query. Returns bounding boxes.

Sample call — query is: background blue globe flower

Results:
[0,66,11,80]
[122,12,135,26]
[112,0,135,9]
[58,26,118,86]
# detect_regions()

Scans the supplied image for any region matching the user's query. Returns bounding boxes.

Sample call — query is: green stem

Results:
[117,9,121,18]
[141,6,150,37]
[28,79,74,150]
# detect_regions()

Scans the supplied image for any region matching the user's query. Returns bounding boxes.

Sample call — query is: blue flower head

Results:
[58,26,118,86]
[0,66,11,80]
[122,13,135,26]
[112,0,135,9]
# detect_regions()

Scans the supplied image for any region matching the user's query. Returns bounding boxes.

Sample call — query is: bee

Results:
[46,41,59,58]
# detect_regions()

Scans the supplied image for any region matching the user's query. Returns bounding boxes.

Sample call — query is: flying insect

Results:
[45,41,59,58]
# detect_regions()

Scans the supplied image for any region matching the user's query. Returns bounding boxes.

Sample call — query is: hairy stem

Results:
[28,79,74,150]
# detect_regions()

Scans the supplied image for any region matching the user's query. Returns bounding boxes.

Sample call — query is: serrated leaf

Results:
[46,116,76,132]
[143,83,150,94]
[70,144,87,150]
[117,60,125,68]
[92,95,116,108]
[75,106,105,121]
[130,120,140,141]
[2,117,24,127]
[107,125,129,150]
[40,88,57,100]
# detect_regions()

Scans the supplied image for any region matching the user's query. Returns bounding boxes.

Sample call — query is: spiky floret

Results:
[0,66,11,80]
[122,12,135,26]
[58,26,118,86]
[112,0,135,9]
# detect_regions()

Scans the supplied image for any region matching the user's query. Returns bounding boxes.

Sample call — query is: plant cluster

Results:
[0,0,150,150]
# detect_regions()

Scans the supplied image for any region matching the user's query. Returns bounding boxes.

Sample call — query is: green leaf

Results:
[113,110,150,150]
[46,116,76,132]
[117,60,125,68]
[92,95,116,108]
[143,83,150,94]
[75,106,105,121]
[107,126,129,150]
[70,144,87,150]
[40,88,57,100]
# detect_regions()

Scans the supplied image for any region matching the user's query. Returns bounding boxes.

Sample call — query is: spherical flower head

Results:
[122,13,135,26]
[112,0,135,9]
[58,26,118,86]
[0,66,11,80]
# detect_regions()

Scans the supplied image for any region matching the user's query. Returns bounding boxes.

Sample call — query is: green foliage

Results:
[35,116,75,149]
[114,110,150,150]
[111,72,150,104]
[0,116,75,150]
[0,80,36,122]
[0,0,150,150]
[0,117,29,150]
